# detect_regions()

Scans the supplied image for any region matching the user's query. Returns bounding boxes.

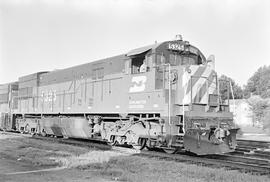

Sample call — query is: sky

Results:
[0,0,269,87]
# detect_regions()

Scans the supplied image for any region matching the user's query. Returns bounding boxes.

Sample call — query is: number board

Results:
[168,42,184,51]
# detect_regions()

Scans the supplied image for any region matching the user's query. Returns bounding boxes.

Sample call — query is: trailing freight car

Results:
[4,35,238,155]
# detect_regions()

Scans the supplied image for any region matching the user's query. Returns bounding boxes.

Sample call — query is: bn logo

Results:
[129,76,147,93]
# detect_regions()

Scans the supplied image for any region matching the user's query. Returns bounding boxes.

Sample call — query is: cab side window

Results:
[131,53,152,74]
[131,56,144,74]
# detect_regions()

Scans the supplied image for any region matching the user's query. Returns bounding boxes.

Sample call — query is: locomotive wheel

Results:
[108,135,117,146]
[162,147,178,154]
[133,138,147,150]
[125,130,146,150]
[41,129,47,137]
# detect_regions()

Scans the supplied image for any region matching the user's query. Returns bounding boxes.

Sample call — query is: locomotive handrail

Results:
[218,79,232,107]
[189,73,220,108]
[161,63,172,126]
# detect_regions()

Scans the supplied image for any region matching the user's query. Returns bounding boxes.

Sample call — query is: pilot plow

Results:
[183,127,238,155]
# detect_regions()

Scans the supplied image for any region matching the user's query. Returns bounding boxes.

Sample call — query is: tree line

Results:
[218,65,270,132]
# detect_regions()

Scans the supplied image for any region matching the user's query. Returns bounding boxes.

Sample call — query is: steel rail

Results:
[31,135,270,176]
[2,131,269,176]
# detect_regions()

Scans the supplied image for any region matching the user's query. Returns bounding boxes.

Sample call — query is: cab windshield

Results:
[169,53,202,66]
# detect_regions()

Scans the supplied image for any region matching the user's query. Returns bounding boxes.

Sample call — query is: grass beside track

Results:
[0,134,90,168]
[77,155,269,182]
[0,132,269,182]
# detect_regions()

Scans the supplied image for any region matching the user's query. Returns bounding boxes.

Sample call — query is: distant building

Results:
[229,99,254,126]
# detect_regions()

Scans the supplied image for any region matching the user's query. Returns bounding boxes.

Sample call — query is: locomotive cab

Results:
[151,39,238,155]
[120,37,238,155]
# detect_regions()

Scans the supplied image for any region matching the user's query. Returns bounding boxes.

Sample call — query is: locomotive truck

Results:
[0,35,238,155]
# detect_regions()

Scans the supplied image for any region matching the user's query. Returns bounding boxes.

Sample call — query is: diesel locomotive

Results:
[0,35,238,155]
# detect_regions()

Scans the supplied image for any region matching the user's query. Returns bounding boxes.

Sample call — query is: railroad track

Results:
[237,139,270,151]
[1,131,270,176]
[237,139,270,148]
[235,139,270,160]
[31,136,270,175]
[139,150,270,176]
[32,134,270,176]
